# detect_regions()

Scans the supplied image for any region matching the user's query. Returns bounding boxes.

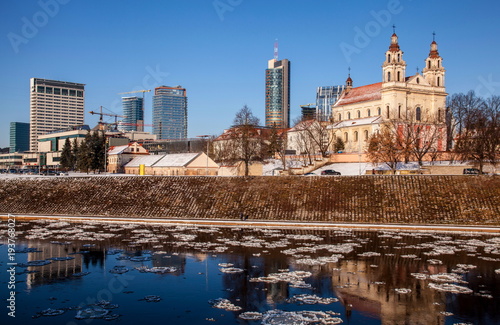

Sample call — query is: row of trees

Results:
[367,92,499,173]
[60,131,106,173]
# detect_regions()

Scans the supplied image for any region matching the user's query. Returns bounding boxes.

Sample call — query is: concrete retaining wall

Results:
[1,176,499,225]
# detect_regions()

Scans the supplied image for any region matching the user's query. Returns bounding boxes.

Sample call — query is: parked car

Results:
[303,172,316,176]
[58,171,69,176]
[463,168,481,175]
[321,169,341,175]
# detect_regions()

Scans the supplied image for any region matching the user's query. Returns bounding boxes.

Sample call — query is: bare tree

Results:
[215,105,261,176]
[446,91,483,150]
[265,126,288,170]
[366,126,404,174]
[455,95,500,173]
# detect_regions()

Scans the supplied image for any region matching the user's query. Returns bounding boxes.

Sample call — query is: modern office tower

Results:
[316,85,345,122]
[265,58,290,128]
[121,96,144,132]
[9,122,30,153]
[152,86,188,140]
[29,78,85,151]
[300,104,316,121]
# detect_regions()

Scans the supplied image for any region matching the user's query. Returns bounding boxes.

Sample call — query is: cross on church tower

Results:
[393,24,396,34]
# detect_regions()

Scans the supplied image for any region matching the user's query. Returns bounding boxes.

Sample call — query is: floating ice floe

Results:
[219,267,244,274]
[261,310,342,325]
[140,295,162,302]
[72,272,91,277]
[75,306,109,319]
[428,283,473,294]
[34,308,65,318]
[238,311,263,320]
[109,266,129,274]
[394,288,412,294]
[294,254,342,266]
[410,273,428,280]
[427,259,443,265]
[209,298,242,311]
[401,254,418,259]
[286,294,339,305]
[358,252,381,257]
[429,273,467,284]
[218,263,234,267]
[17,260,51,267]
[250,270,312,289]
[48,256,75,261]
[129,256,152,262]
[495,269,500,274]
[135,266,177,274]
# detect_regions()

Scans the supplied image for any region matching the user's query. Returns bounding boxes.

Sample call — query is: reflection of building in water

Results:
[332,259,447,325]
[152,253,186,274]
[25,242,83,288]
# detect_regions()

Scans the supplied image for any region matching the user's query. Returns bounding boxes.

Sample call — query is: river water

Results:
[1,219,499,325]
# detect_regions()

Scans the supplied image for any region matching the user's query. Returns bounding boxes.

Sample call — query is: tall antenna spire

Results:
[274,39,279,61]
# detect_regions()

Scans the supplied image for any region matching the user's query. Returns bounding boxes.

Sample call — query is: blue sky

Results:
[1,0,500,148]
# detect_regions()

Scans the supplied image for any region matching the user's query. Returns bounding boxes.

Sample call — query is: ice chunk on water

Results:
[238,311,263,320]
[261,310,342,325]
[209,298,242,311]
[428,283,473,294]
[286,294,339,305]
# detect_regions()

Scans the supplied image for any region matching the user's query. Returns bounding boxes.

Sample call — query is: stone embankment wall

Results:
[1,176,499,225]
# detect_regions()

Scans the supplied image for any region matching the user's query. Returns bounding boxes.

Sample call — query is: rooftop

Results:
[334,82,382,106]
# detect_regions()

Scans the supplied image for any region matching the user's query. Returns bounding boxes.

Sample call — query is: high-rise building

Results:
[152,86,188,140]
[265,58,290,128]
[316,85,345,122]
[29,78,85,151]
[9,122,30,153]
[121,96,144,132]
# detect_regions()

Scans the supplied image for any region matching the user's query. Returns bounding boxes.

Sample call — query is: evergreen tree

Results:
[77,132,92,173]
[60,138,72,169]
[71,138,79,170]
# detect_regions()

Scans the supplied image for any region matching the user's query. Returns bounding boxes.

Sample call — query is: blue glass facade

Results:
[10,122,30,153]
[121,97,144,131]
[152,86,187,140]
[316,85,345,122]
[265,59,290,128]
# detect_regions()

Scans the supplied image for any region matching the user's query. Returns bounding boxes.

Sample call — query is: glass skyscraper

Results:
[121,96,144,132]
[316,85,345,122]
[152,86,187,140]
[265,58,290,128]
[10,122,30,153]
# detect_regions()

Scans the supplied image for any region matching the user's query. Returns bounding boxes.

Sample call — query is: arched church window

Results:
[438,109,442,122]
[344,132,348,142]
[437,60,440,68]
[354,131,358,142]
[437,77,441,87]
[416,107,421,121]
[387,72,391,82]
[397,71,401,81]
[386,106,390,119]
[347,112,351,120]
[428,61,431,69]
[364,130,369,141]
[387,54,391,62]
[398,105,401,119]
[357,110,361,118]
[367,109,371,117]
[416,78,420,84]
[377,107,381,115]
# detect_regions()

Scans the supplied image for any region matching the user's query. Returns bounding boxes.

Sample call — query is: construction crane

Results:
[117,89,151,132]
[89,106,126,130]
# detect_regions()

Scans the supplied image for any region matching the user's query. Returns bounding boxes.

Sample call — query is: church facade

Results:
[329,32,448,155]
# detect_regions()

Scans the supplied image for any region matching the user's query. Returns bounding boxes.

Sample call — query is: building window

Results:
[338,113,341,121]
[347,112,351,120]
[416,107,421,121]
[354,131,358,142]
[357,110,361,118]
[438,109,442,122]
[397,71,401,81]
[387,72,391,82]
[428,61,431,69]
[364,130,369,141]
[344,132,348,142]
[398,54,400,62]
[377,107,381,115]
[367,109,371,117]
[437,76,441,86]
[398,105,401,119]
[386,106,390,119]
[416,78,420,84]
[387,54,391,62]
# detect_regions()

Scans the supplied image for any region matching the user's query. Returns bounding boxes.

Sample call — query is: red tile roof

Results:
[334,82,382,106]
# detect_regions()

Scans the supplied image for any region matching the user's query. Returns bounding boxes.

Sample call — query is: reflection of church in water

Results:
[330,259,448,325]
